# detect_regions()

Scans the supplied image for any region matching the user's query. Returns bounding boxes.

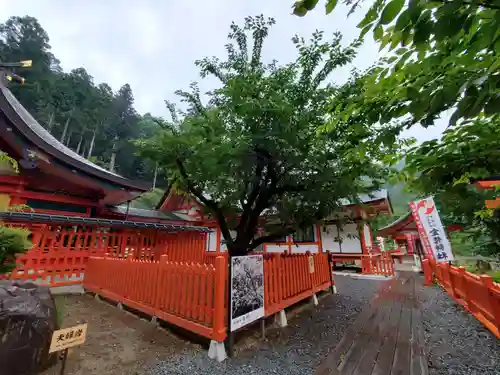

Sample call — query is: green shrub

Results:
[0,226,31,274]
[488,270,500,283]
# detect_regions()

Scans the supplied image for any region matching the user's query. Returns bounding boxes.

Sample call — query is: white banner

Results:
[230,255,264,331]
[410,197,454,262]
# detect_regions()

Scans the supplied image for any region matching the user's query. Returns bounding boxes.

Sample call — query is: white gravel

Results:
[146,275,382,375]
[146,275,500,375]
[418,282,500,375]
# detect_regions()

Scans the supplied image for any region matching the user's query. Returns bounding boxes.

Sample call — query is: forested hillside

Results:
[0,15,165,186]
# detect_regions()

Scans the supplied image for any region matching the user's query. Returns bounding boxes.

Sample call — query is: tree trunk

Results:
[87,124,98,159]
[152,162,158,189]
[80,142,87,156]
[109,151,117,173]
[47,112,54,132]
[109,136,119,173]
[60,116,70,144]
[76,133,84,154]
[65,129,73,146]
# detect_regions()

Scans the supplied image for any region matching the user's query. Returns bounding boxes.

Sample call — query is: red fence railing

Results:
[422,258,500,339]
[84,255,227,341]
[83,252,334,342]
[360,252,395,276]
[264,252,332,316]
[5,223,207,286]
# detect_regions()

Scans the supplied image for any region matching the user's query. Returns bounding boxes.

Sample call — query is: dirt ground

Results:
[42,294,199,375]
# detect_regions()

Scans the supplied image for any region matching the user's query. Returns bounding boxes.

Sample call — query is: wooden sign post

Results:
[49,323,88,375]
[308,255,315,273]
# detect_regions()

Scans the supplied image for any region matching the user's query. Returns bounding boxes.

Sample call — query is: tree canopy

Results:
[404,118,500,256]
[139,16,404,256]
[293,0,500,127]
[292,0,500,257]
[0,15,164,187]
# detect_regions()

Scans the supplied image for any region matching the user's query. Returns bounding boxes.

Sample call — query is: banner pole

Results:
[327,251,335,294]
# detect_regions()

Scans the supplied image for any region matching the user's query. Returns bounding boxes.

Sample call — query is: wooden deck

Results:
[316,272,428,375]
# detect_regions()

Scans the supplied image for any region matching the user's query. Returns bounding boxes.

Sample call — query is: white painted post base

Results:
[208,340,227,362]
[275,309,288,327]
[117,303,123,310]
[94,294,100,301]
[311,293,319,306]
[150,316,158,325]
[332,285,337,294]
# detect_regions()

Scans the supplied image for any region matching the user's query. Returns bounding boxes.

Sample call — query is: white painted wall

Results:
[293,243,319,253]
[219,230,237,252]
[338,223,362,253]
[206,229,217,252]
[207,223,362,254]
[265,243,289,253]
[320,224,341,252]
[363,224,372,250]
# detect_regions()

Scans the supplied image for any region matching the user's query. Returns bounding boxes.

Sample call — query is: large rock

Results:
[0,281,59,375]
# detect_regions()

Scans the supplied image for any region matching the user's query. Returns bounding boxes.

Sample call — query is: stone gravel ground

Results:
[418,283,500,375]
[146,275,383,375]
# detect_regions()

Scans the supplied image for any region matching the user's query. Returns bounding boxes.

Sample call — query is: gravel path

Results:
[418,283,500,375]
[146,275,383,375]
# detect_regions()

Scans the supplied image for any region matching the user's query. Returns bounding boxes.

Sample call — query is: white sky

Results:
[2,0,446,143]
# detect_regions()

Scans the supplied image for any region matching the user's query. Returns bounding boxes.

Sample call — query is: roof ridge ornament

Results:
[0,60,32,86]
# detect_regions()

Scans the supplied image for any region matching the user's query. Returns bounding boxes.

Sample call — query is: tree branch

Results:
[248,227,296,251]
[175,158,234,247]
[236,147,271,239]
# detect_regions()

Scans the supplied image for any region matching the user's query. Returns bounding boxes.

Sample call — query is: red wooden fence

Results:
[422,258,500,339]
[6,223,207,286]
[360,252,395,276]
[264,252,332,316]
[83,251,334,341]
[84,255,227,341]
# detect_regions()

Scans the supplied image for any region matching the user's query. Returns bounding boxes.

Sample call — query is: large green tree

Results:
[139,16,404,256]
[293,0,500,127]
[404,118,500,256]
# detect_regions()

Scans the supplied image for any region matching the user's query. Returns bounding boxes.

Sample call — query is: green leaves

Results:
[293,0,319,16]
[291,0,500,129]
[325,0,338,14]
[394,9,411,31]
[141,16,401,254]
[404,117,500,256]
[380,0,405,25]
[485,96,500,115]
[373,25,384,41]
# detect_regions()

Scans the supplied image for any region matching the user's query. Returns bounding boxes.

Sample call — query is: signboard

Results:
[308,256,315,273]
[230,255,264,331]
[49,324,88,353]
[409,197,454,262]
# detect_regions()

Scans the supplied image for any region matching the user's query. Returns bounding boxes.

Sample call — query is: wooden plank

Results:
[316,274,426,375]
[410,308,429,375]
[315,304,380,375]
[338,306,387,375]
[390,306,412,375]
[352,299,395,375]
[370,300,402,375]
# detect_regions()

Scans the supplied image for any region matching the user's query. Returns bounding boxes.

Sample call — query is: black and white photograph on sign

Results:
[230,255,264,331]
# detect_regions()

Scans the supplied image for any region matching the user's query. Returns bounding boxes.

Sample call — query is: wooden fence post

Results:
[327,251,336,294]
[212,255,226,342]
[422,259,433,286]
[207,255,228,362]
[479,275,499,327]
